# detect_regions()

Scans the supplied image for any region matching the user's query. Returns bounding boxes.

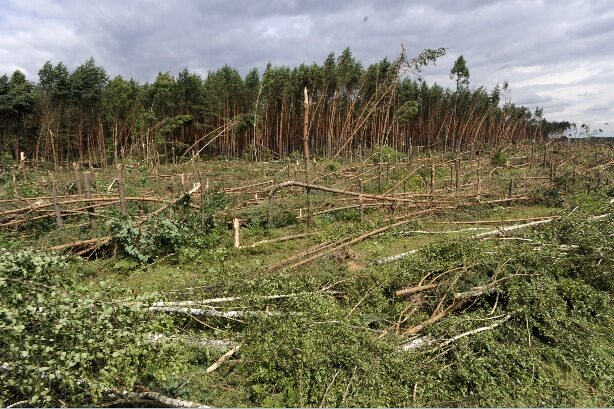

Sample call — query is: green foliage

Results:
[398,100,419,122]
[107,190,230,262]
[491,148,508,166]
[0,151,15,168]
[178,190,230,249]
[406,47,447,77]
[239,205,298,229]
[0,249,183,407]
[234,113,259,136]
[158,114,193,138]
[539,187,565,207]
[69,58,108,103]
[107,217,186,263]
[240,309,408,407]
[450,54,470,90]
[370,144,404,162]
[181,210,613,407]
[326,161,340,172]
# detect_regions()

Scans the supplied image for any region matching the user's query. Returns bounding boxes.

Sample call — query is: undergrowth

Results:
[153,210,614,407]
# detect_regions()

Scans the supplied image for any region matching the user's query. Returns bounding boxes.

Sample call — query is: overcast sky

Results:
[1,0,613,133]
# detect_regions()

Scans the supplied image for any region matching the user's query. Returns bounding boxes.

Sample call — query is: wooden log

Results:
[233,218,240,248]
[284,207,443,270]
[374,215,560,266]
[49,236,111,251]
[124,391,210,408]
[529,140,534,170]
[395,283,438,297]
[477,159,482,199]
[72,163,83,195]
[12,171,21,200]
[430,159,435,195]
[243,233,314,248]
[116,164,127,215]
[206,343,241,374]
[50,174,64,231]
[455,158,461,192]
[266,180,423,228]
[359,179,364,220]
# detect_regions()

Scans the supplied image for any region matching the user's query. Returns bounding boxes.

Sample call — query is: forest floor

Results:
[1,140,613,407]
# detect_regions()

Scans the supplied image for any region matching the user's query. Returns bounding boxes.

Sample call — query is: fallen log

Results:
[437,314,511,349]
[206,343,241,373]
[473,217,559,238]
[394,227,488,235]
[122,391,210,408]
[374,216,561,265]
[394,283,438,297]
[5,400,28,408]
[298,203,381,218]
[242,232,315,248]
[266,239,337,272]
[267,180,425,227]
[399,335,436,351]
[0,196,171,220]
[148,306,274,318]
[224,179,274,192]
[150,290,336,307]
[49,236,112,252]
[283,207,444,270]
[429,216,556,225]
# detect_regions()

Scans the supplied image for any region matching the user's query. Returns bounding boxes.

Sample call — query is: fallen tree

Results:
[374,216,561,265]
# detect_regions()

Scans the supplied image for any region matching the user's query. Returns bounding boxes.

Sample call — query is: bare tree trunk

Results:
[51,174,64,231]
[117,164,128,216]
[303,87,312,227]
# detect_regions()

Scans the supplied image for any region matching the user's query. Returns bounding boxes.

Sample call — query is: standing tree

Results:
[69,58,108,165]
[450,55,470,90]
[0,71,35,160]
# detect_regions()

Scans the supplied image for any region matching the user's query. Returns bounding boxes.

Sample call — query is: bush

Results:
[107,191,230,262]
[107,217,186,263]
[491,149,508,166]
[370,144,404,163]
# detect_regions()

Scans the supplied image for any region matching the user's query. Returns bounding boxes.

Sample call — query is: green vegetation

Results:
[1,140,612,407]
[0,50,572,168]
[0,250,183,406]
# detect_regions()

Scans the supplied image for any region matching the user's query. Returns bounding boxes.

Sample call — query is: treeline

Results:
[0,48,570,167]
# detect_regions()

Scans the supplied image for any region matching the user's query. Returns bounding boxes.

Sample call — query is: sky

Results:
[1,0,613,134]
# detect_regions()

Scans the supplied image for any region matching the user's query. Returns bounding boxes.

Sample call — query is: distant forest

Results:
[0,48,570,167]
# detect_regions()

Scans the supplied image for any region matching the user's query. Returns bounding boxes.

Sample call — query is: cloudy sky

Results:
[1,0,613,133]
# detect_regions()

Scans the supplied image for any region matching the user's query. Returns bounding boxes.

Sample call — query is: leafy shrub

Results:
[370,144,404,162]
[491,149,508,166]
[239,205,298,229]
[107,190,230,262]
[0,249,183,407]
[539,187,565,207]
[326,161,340,172]
[107,217,186,263]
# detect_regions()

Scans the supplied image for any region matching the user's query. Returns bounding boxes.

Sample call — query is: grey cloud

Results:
[1,0,613,125]
[514,93,553,105]
[584,104,612,113]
